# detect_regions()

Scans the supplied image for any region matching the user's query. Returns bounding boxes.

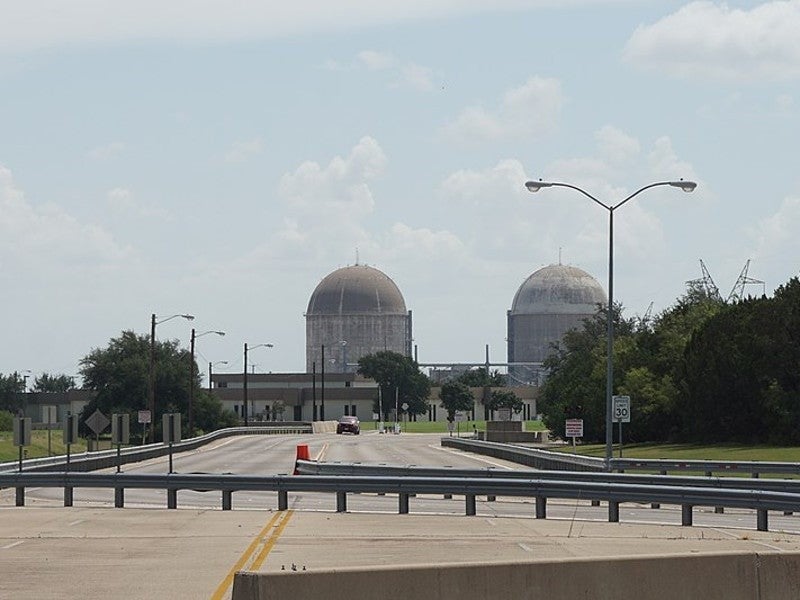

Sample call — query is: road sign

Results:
[86,409,110,436]
[138,410,151,424]
[565,418,583,438]
[613,396,631,423]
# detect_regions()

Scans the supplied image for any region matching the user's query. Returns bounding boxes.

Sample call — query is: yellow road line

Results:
[210,510,291,600]
[249,510,293,570]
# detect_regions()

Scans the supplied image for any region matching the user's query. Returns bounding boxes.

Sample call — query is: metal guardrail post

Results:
[399,493,409,514]
[167,489,177,509]
[114,488,124,508]
[608,500,619,523]
[466,494,476,516]
[222,490,232,510]
[15,487,24,507]
[535,497,546,519]
[278,490,288,511]
[757,509,768,531]
[336,491,347,512]
[64,487,73,507]
[681,504,693,526]
[591,500,600,506]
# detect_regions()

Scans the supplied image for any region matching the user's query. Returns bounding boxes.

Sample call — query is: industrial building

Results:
[305,264,412,373]
[507,264,606,384]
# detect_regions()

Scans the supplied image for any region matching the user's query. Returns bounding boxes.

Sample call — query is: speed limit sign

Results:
[613,396,631,423]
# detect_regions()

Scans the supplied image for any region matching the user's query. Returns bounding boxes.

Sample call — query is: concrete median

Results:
[233,551,800,600]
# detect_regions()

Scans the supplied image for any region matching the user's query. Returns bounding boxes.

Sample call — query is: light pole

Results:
[339,340,348,373]
[149,313,194,443]
[243,342,274,426]
[189,328,225,436]
[525,178,696,471]
[208,360,228,393]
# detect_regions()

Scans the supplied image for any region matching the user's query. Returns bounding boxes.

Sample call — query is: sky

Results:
[1,0,799,385]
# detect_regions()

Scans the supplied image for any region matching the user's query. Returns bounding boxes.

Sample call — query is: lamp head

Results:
[525,180,553,193]
[669,179,697,193]
[183,314,195,321]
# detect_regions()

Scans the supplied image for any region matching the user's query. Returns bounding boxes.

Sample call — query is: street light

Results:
[189,328,225,436]
[149,313,194,443]
[525,178,696,471]
[243,342,274,427]
[339,340,348,374]
[208,360,228,393]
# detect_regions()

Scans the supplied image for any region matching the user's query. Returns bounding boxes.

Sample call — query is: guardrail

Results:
[2,471,798,532]
[443,438,800,477]
[0,424,313,474]
[294,459,800,494]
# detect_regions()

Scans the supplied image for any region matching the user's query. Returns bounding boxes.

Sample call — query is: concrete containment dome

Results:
[510,264,606,316]
[507,264,606,383]
[306,264,412,373]
[306,265,407,315]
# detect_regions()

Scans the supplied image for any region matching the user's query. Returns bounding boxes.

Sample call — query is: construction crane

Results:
[727,259,765,303]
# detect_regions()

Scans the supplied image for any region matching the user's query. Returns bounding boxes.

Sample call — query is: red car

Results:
[336,416,360,435]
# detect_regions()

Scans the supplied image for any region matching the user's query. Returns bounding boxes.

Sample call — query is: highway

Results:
[6,432,800,532]
[2,431,800,599]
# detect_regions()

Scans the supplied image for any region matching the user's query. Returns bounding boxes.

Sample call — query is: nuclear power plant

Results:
[507,264,607,384]
[305,264,413,372]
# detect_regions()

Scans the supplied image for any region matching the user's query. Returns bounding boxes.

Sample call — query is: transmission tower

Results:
[686,259,722,301]
[727,259,765,302]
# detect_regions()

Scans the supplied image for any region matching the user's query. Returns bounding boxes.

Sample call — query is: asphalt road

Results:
[2,431,800,599]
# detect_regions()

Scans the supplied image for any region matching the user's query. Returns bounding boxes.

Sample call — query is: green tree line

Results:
[540,277,800,444]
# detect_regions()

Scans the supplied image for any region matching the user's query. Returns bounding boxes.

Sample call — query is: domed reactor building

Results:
[507,264,606,384]
[306,264,412,372]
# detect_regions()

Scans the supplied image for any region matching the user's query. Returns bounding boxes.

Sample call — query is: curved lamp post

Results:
[525,179,697,471]
[208,360,228,393]
[149,313,194,443]
[243,342,274,426]
[189,328,225,435]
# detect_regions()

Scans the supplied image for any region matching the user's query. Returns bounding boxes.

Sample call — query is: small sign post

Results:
[613,396,631,458]
[138,410,151,445]
[565,418,584,449]
[112,413,130,473]
[12,417,31,506]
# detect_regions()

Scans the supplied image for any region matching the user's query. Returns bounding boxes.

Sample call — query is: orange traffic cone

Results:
[294,444,310,475]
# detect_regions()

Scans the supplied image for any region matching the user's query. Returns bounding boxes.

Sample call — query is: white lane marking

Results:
[431,445,514,470]
[485,519,496,526]
[518,543,533,552]
[68,520,84,527]
[2,541,24,550]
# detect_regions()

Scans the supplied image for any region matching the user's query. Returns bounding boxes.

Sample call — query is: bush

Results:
[0,410,13,431]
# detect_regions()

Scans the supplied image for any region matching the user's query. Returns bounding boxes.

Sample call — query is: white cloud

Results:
[87,141,126,160]
[326,50,436,91]
[224,138,264,163]
[750,194,800,258]
[0,1,591,55]
[357,50,396,70]
[106,187,170,219]
[442,77,563,141]
[624,1,800,81]
[0,165,130,272]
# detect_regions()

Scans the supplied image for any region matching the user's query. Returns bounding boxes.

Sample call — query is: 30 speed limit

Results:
[613,395,631,423]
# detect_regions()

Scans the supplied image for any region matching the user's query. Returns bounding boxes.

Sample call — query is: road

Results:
[2,431,800,599]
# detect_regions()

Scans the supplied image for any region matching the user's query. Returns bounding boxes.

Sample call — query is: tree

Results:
[0,373,27,413]
[438,381,474,421]
[33,373,76,393]
[357,351,431,417]
[486,389,524,414]
[79,330,236,439]
[457,367,505,387]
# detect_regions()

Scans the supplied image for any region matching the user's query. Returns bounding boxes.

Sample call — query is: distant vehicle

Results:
[336,415,360,435]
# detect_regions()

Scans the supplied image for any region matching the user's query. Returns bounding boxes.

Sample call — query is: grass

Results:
[553,442,800,463]
[359,420,547,434]
[0,430,88,462]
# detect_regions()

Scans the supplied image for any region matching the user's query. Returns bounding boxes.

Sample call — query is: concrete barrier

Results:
[232,551,800,600]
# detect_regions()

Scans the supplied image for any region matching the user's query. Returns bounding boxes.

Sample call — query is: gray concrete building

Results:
[305,264,412,373]
[507,264,606,384]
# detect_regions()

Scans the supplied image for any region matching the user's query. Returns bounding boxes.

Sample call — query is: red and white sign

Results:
[565,419,584,438]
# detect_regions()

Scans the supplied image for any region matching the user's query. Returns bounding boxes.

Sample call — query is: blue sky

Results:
[1,1,798,382]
